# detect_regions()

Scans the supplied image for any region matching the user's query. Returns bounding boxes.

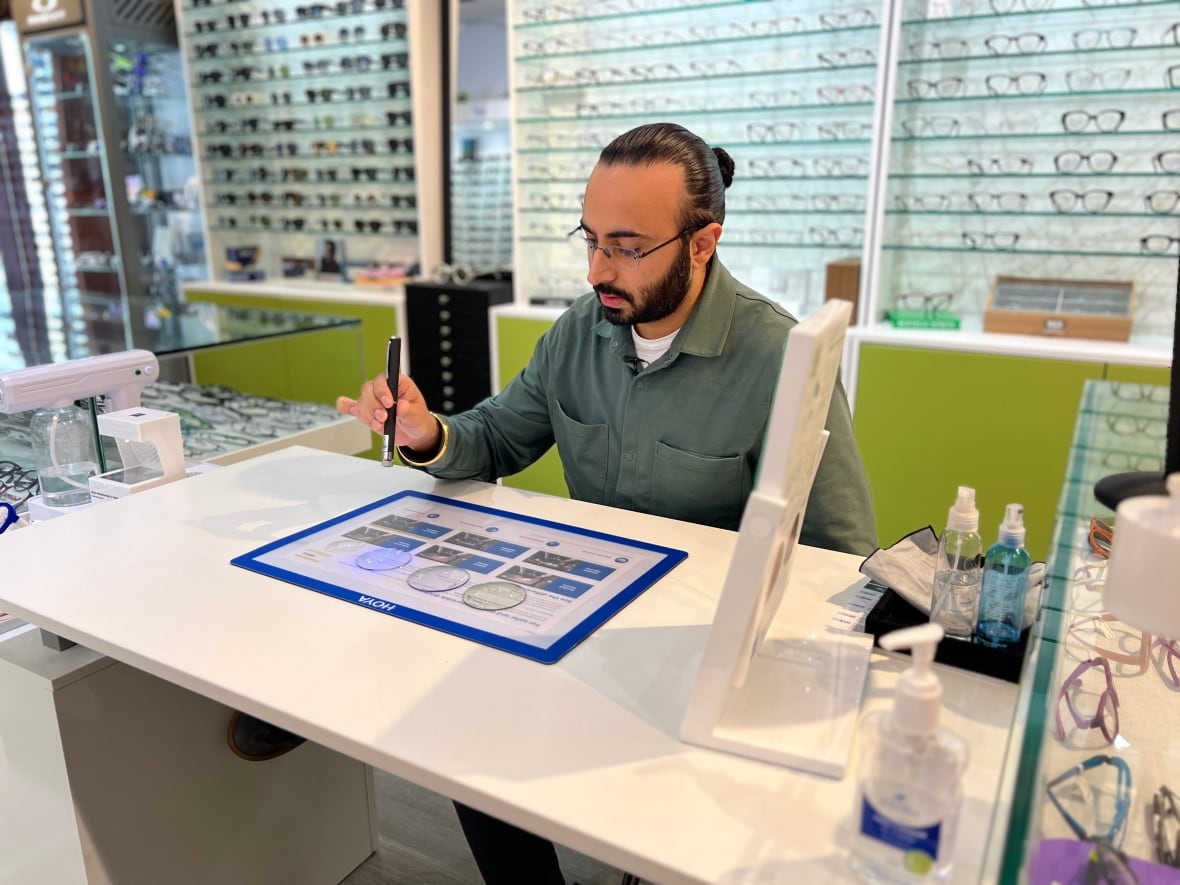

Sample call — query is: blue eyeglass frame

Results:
[1046,753,1132,847]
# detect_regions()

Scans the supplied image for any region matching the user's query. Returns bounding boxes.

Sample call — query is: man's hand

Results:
[336,372,441,454]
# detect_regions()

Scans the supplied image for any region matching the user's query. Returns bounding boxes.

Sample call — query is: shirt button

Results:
[624,451,635,462]
[637,380,646,389]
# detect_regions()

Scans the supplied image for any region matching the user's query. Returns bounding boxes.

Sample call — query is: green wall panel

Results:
[495,315,568,499]
[1104,364,1170,386]
[854,345,1105,561]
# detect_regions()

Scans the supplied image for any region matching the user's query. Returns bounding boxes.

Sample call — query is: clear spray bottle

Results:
[929,486,983,639]
[29,404,98,507]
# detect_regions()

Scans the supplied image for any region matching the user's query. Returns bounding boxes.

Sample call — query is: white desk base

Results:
[0,628,375,885]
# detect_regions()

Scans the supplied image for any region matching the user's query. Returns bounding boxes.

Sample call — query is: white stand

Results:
[0,629,376,884]
[89,407,187,500]
[680,300,873,778]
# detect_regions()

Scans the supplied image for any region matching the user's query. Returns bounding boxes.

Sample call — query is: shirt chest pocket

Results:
[551,399,609,502]
[652,441,745,530]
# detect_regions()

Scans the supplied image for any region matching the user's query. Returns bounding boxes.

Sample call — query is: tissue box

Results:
[864,584,1029,683]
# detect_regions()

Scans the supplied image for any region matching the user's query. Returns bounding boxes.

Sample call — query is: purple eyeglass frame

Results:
[1056,656,1120,745]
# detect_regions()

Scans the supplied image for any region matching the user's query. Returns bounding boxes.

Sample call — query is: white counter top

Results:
[0,447,1018,884]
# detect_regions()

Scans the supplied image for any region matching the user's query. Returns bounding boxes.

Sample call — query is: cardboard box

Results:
[983,275,1134,342]
[824,258,860,324]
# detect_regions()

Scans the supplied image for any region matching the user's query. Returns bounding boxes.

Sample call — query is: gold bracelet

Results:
[397,413,449,467]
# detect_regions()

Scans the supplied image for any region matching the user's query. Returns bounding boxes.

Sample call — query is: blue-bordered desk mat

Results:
[231,490,688,664]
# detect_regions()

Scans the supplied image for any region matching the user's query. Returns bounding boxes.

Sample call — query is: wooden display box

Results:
[983,275,1135,342]
[824,257,860,325]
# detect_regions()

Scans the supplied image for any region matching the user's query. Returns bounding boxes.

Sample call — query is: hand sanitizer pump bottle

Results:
[850,624,968,883]
[930,486,983,639]
[974,503,1032,649]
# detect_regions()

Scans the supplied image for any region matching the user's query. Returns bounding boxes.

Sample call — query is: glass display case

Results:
[0,303,364,515]
[991,378,1177,881]
[24,29,207,358]
[451,99,513,274]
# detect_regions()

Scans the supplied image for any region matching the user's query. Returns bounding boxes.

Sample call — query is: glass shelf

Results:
[886,210,1175,219]
[516,61,879,94]
[902,0,1178,28]
[516,98,876,124]
[896,86,1180,106]
[515,21,880,62]
[892,127,1180,143]
[514,0,785,30]
[182,3,393,39]
[883,243,1180,259]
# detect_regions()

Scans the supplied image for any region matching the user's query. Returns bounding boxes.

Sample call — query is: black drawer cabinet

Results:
[405,279,513,414]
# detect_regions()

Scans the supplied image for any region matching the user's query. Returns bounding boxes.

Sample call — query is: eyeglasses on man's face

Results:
[568,224,696,266]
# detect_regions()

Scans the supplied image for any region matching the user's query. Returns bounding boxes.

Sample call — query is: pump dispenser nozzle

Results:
[879,623,945,737]
[946,486,979,533]
[998,503,1026,547]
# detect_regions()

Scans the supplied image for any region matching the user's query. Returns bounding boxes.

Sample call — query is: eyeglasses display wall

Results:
[451,150,513,271]
[23,28,208,358]
[881,0,1178,337]
[510,0,1177,340]
[510,0,881,315]
[178,0,435,280]
[450,99,513,274]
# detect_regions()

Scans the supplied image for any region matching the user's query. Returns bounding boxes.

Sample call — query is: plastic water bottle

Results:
[930,486,983,639]
[30,404,98,507]
[974,504,1031,649]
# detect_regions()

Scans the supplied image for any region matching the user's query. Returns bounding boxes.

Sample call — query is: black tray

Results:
[864,582,1029,684]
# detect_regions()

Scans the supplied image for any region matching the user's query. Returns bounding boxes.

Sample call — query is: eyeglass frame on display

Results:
[1153,785,1180,867]
[1055,657,1120,745]
[1046,755,1132,845]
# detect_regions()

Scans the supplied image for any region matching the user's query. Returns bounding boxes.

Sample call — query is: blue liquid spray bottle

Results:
[974,503,1031,649]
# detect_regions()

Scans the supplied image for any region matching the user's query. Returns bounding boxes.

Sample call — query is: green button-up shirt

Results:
[422,259,876,556]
